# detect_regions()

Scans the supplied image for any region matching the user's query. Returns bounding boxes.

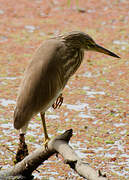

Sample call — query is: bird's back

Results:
[14,36,84,130]
[14,39,66,129]
[14,31,120,131]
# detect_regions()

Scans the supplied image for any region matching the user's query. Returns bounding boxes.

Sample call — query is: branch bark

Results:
[0,129,108,180]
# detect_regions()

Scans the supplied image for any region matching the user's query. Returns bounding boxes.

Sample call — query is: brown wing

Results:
[14,39,65,130]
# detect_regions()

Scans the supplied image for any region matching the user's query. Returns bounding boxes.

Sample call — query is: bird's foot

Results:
[43,137,50,150]
[52,93,63,109]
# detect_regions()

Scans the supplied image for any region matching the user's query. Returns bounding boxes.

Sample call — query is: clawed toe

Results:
[43,137,50,150]
[52,93,64,109]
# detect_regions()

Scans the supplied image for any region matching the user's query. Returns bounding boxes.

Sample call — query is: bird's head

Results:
[63,31,120,58]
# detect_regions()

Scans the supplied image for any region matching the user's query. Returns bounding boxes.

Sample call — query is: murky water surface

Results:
[0,81,128,179]
[0,98,16,107]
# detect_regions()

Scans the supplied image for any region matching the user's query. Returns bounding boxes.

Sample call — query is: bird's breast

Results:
[40,49,84,113]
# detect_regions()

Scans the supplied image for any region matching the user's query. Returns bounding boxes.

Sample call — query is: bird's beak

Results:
[94,44,120,58]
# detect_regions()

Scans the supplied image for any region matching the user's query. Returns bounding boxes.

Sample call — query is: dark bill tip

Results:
[106,50,120,58]
[95,44,120,58]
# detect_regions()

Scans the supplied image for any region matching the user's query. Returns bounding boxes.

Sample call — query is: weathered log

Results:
[0,129,108,180]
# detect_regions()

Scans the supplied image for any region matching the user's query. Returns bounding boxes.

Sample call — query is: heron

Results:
[13,31,120,149]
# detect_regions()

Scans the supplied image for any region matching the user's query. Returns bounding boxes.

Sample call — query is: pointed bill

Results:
[94,44,120,58]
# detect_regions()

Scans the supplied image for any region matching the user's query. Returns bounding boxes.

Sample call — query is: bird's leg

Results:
[40,112,50,149]
[52,93,64,109]
[15,133,29,164]
[15,124,29,164]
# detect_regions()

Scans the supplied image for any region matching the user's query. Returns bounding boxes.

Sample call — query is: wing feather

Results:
[14,39,65,129]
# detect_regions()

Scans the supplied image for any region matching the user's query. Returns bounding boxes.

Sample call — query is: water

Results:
[82,71,92,77]
[0,123,12,129]
[0,98,16,107]
[78,112,95,119]
[69,141,86,158]
[0,10,4,14]
[113,40,128,51]
[120,130,127,135]
[0,78,128,179]
[0,76,21,80]
[47,114,59,119]
[24,25,37,32]
[82,71,101,78]
[113,40,128,45]
[110,164,129,178]
[86,91,105,98]
[65,103,89,111]
[0,36,8,42]
[82,86,105,98]
[82,86,90,90]
[114,122,126,127]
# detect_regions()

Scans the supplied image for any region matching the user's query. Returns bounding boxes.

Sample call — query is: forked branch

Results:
[0,129,108,180]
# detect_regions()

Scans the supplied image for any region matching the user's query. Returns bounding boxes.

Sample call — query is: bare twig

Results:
[0,129,108,180]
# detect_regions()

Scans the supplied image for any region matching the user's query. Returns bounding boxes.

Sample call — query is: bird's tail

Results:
[13,107,31,130]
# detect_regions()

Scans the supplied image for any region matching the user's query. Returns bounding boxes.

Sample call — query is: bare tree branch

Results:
[0,129,108,180]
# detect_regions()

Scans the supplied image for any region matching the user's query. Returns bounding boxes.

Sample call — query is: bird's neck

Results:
[60,46,84,84]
